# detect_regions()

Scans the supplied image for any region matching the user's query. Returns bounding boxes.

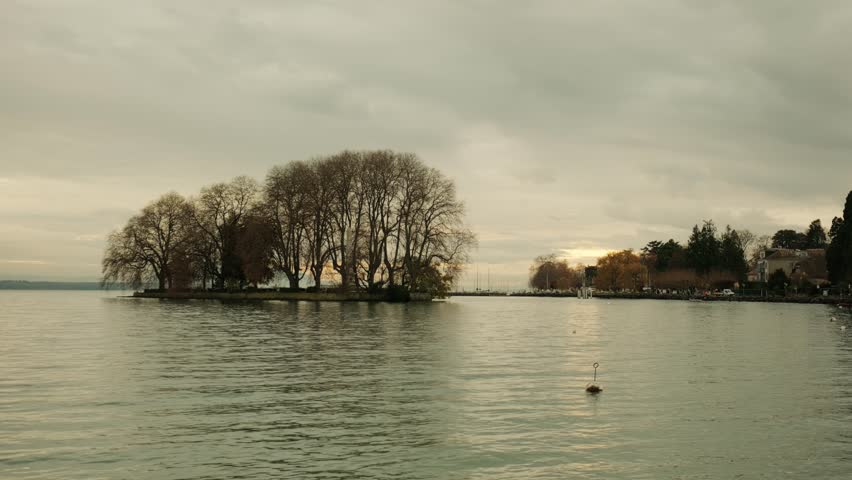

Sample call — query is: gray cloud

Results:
[1,0,850,286]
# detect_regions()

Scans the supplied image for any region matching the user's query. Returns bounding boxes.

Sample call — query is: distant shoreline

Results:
[450,291,851,305]
[0,280,109,291]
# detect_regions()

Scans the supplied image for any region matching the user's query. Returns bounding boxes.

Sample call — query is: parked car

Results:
[720,289,736,297]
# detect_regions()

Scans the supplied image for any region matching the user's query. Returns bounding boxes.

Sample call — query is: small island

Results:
[103,150,475,302]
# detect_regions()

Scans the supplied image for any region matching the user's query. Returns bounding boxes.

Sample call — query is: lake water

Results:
[2,292,852,479]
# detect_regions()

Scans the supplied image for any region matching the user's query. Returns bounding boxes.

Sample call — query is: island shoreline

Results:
[131,290,433,302]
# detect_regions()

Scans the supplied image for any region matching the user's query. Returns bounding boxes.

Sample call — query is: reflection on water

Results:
[2,292,852,479]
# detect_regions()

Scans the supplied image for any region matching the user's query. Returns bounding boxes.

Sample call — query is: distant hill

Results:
[0,280,116,290]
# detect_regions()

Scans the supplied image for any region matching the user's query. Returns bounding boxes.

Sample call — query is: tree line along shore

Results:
[528,190,852,298]
[102,150,475,300]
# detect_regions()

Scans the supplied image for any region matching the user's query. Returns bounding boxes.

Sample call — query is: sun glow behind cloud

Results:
[559,248,614,264]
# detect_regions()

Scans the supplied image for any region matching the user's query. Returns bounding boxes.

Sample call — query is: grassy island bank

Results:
[132,289,432,302]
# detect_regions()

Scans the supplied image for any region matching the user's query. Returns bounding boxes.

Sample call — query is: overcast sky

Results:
[2,1,851,287]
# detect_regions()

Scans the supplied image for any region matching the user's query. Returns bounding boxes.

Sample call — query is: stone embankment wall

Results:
[133,291,432,302]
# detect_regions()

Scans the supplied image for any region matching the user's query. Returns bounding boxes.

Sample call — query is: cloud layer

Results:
[2,1,851,286]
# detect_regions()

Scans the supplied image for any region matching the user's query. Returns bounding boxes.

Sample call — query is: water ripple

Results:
[1,293,851,479]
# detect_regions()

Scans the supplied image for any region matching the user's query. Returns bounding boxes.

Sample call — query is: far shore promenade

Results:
[450,291,851,305]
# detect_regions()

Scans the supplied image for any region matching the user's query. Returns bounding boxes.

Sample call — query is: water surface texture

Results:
[2,292,852,479]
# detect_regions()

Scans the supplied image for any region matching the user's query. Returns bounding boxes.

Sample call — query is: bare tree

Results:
[325,151,365,291]
[359,151,399,291]
[748,234,772,268]
[264,163,309,288]
[390,153,427,287]
[735,229,757,260]
[102,192,193,290]
[302,158,335,289]
[403,163,472,292]
[190,176,259,289]
[529,254,582,290]
[182,216,219,290]
[102,222,151,289]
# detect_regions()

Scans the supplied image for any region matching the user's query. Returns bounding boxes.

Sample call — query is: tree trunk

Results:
[339,269,350,292]
[312,267,322,290]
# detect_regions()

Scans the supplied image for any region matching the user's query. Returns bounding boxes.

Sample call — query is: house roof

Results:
[764,248,826,260]
[765,248,799,259]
